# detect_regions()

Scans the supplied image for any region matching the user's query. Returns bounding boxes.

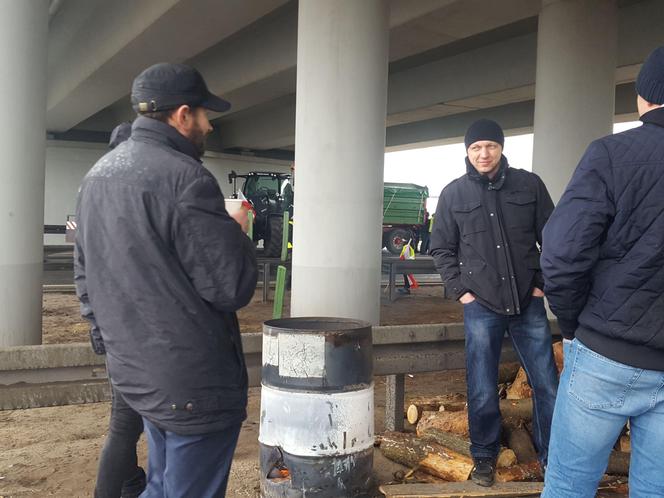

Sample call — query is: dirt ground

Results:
[0,286,466,497]
[41,285,463,344]
[0,370,468,498]
[4,288,630,497]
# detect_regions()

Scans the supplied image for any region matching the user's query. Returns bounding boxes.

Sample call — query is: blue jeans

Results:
[542,339,664,498]
[140,419,242,498]
[463,297,558,463]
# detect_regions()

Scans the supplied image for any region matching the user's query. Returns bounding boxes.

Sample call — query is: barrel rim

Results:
[263,317,372,333]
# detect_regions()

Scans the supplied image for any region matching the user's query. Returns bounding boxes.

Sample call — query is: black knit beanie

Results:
[464,119,505,150]
[636,46,664,105]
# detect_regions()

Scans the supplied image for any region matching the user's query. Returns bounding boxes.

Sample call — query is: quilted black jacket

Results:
[75,117,258,434]
[542,107,664,370]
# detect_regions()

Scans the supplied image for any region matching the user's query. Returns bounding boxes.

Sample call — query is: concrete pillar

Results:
[291,0,389,324]
[0,1,49,346]
[532,0,618,202]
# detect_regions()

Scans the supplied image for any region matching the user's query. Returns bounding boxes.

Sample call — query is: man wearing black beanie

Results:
[430,119,558,486]
[541,45,664,498]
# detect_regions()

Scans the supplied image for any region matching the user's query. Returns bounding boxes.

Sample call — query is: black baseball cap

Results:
[131,63,231,114]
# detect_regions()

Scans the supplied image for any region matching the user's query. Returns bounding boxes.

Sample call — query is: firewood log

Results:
[495,462,542,483]
[417,410,469,437]
[380,431,474,482]
[506,367,532,400]
[407,401,467,425]
[500,398,533,419]
[607,450,630,476]
[619,435,631,453]
[552,341,564,375]
[418,428,517,469]
[503,424,537,464]
[416,399,533,437]
[498,362,521,384]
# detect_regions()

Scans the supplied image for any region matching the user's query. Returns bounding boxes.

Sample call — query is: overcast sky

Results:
[384,121,641,213]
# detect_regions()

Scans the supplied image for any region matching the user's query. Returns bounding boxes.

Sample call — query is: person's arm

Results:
[533,173,555,293]
[541,141,614,338]
[74,236,105,355]
[429,189,468,301]
[172,174,258,312]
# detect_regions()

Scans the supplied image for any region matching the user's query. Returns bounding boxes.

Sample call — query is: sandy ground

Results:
[41,285,463,344]
[0,370,467,497]
[3,288,630,497]
[0,286,466,497]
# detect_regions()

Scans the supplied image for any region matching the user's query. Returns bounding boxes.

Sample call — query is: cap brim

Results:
[202,92,231,112]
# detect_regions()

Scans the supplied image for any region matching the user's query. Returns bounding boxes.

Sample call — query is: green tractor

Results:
[228,171,293,257]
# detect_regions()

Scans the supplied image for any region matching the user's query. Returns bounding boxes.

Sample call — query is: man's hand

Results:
[230,209,250,233]
[459,292,476,304]
[532,287,545,297]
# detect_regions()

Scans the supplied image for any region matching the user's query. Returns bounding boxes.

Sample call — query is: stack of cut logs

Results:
[378,341,632,487]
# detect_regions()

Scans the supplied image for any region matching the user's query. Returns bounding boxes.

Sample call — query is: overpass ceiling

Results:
[50,0,660,152]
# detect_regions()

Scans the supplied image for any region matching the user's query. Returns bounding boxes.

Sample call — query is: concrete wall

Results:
[43,140,290,245]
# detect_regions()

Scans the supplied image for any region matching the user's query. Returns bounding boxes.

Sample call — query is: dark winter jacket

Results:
[430,157,554,315]
[74,116,258,435]
[542,107,664,371]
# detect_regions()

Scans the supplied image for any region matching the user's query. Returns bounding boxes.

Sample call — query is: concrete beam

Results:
[69,0,478,131]
[385,82,637,150]
[217,0,661,151]
[217,95,296,150]
[60,0,661,151]
[46,0,289,132]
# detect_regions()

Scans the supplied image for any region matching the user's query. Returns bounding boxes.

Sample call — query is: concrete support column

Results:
[291,0,389,324]
[532,0,618,202]
[0,1,49,346]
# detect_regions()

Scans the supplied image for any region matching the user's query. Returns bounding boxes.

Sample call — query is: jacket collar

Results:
[130,116,202,162]
[466,155,509,190]
[640,106,664,128]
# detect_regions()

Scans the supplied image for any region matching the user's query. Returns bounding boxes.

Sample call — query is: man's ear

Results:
[167,105,192,132]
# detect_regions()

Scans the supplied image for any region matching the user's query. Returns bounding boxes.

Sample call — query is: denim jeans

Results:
[95,382,145,498]
[463,297,558,463]
[542,339,664,498]
[140,419,242,498]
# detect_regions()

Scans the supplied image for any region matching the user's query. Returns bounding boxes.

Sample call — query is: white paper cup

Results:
[225,198,245,215]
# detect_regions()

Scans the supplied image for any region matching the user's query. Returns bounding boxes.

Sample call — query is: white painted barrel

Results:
[259,317,374,497]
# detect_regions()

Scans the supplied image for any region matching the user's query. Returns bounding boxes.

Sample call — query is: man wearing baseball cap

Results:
[75,63,257,497]
[430,119,559,486]
[541,45,664,497]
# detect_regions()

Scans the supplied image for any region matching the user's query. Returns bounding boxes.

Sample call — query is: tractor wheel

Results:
[385,228,411,255]
[263,216,284,258]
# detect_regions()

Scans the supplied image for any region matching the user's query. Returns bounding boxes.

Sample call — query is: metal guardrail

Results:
[0,322,561,428]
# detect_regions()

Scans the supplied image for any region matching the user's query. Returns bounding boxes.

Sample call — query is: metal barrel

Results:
[259,317,374,497]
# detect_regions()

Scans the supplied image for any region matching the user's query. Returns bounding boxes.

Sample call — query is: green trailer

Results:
[228,171,427,257]
[382,182,429,255]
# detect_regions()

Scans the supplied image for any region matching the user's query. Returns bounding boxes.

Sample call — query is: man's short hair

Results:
[139,109,175,123]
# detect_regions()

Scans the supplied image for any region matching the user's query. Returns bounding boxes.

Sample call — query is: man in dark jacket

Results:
[541,46,664,498]
[430,119,558,486]
[90,121,146,498]
[75,63,257,498]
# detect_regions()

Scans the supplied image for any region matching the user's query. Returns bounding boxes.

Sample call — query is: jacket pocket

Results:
[453,201,485,237]
[504,192,536,229]
[567,342,641,409]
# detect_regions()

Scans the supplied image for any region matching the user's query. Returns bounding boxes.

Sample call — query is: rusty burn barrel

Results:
[259,317,374,497]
